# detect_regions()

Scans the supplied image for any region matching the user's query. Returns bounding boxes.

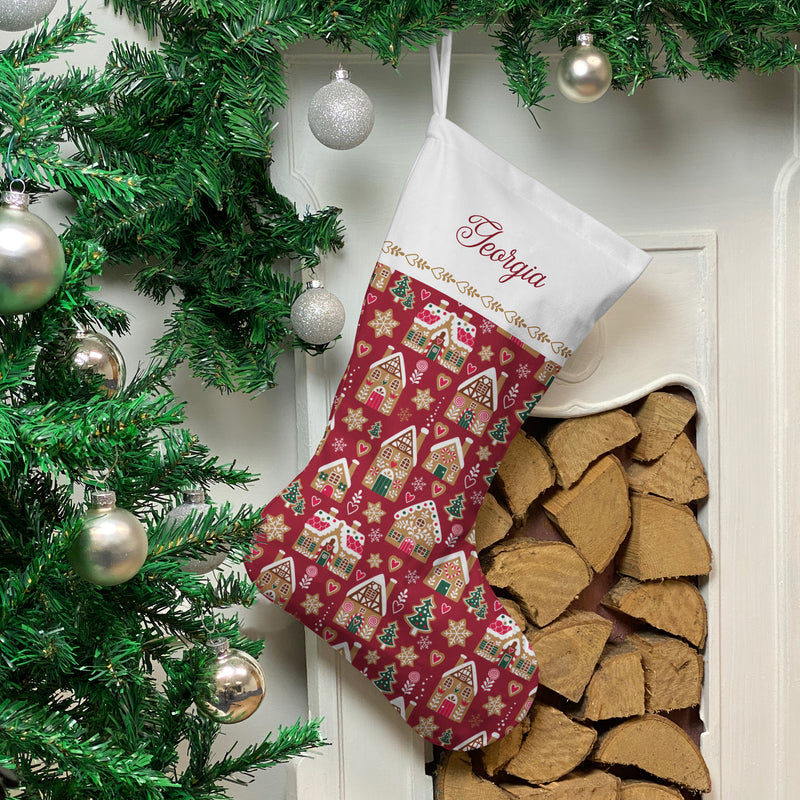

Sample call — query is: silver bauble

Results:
[0,0,57,31]
[196,638,265,724]
[69,491,149,587]
[68,329,126,397]
[290,279,346,345]
[165,488,227,574]
[308,67,374,150]
[0,190,65,315]
[557,33,613,104]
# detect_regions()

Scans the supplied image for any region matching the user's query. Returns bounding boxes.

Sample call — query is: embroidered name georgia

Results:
[455,214,547,287]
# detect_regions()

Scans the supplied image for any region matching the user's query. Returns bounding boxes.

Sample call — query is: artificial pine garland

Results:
[1,2,798,798]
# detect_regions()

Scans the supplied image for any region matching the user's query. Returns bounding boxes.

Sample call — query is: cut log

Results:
[592,714,711,792]
[617,494,711,580]
[526,610,613,702]
[620,780,684,799]
[542,454,631,572]
[501,597,528,633]
[475,492,513,552]
[543,409,640,488]
[482,721,527,777]
[434,751,515,800]
[629,392,697,462]
[572,642,645,722]
[601,576,707,648]
[485,539,593,626]
[502,770,620,799]
[505,703,597,785]
[495,432,556,522]
[627,632,703,712]
[626,432,709,503]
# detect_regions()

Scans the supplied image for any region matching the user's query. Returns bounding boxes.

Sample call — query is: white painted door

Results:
[273,28,799,800]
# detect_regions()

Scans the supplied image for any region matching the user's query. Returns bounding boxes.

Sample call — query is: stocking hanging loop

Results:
[429,31,453,117]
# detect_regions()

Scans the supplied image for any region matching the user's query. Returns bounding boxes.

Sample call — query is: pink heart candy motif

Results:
[311,495,321,507]
[366,293,377,304]
[421,289,431,300]
[466,363,477,375]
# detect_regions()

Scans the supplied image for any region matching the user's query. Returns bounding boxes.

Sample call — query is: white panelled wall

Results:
[5,7,799,798]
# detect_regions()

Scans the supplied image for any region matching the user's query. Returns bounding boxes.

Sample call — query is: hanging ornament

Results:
[195,637,265,724]
[37,328,126,398]
[557,33,613,104]
[0,0,57,31]
[0,187,65,315]
[165,488,227,574]
[290,279,346,346]
[69,490,149,587]
[308,66,374,150]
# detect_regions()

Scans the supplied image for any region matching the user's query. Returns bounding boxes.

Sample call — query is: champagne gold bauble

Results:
[196,638,265,724]
[0,190,65,315]
[69,491,149,586]
[557,33,613,103]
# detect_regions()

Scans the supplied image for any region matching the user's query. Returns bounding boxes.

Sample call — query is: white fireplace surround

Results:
[276,33,800,800]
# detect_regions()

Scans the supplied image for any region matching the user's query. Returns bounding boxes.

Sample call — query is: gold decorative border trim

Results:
[382,240,572,359]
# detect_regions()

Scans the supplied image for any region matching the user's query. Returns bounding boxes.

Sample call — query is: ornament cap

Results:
[89,490,116,508]
[1,190,29,210]
[305,279,323,290]
[181,487,206,504]
[208,636,231,658]
[576,32,595,46]
[331,66,350,81]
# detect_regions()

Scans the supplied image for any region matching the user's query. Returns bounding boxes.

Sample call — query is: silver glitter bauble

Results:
[308,67,374,150]
[557,33,613,103]
[69,491,149,587]
[196,637,265,724]
[165,488,227,574]
[0,190,65,315]
[0,0,57,31]
[290,279,346,345]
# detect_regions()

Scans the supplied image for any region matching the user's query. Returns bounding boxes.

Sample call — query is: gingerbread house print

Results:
[474,613,538,680]
[371,262,392,292]
[423,549,476,603]
[363,425,429,501]
[454,731,495,751]
[389,696,417,721]
[310,457,359,502]
[385,499,442,563]
[403,300,476,374]
[332,574,397,642]
[254,550,295,609]
[332,640,362,664]
[536,360,560,386]
[293,508,365,580]
[422,436,473,485]
[444,367,507,436]
[426,655,477,723]
[355,347,406,415]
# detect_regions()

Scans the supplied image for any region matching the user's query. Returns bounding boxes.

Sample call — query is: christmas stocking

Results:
[245,34,651,751]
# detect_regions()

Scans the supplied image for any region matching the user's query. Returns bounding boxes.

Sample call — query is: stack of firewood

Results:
[435,390,712,799]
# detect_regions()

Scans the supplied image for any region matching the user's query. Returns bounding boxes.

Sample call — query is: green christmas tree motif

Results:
[281,480,304,514]
[373,663,398,693]
[488,416,510,446]
[401,290,416,309]
[368,420,382,439]
[439,728,453,747]
[483,464,499,487]
[517,394,543,422]
[390,274,412,303]
[377,621,400,650]
[405,596,436,636]
[464,585,489,620]
[444,493,466,521]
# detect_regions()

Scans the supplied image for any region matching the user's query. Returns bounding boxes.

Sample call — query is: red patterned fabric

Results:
[246,265,564,751]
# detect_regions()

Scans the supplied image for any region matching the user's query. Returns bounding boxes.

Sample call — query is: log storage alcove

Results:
[434,389,713,799]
